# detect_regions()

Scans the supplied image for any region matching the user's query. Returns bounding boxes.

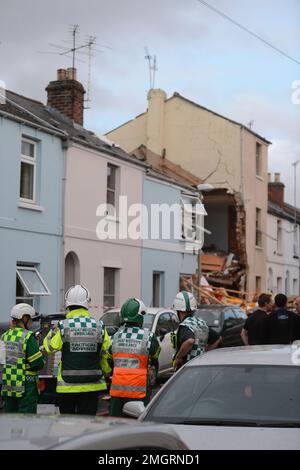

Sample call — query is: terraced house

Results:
[107,89,271,295]
[0,91,65,320]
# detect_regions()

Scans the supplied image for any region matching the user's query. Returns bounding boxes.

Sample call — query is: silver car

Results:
[124,345,300,450]
[0,414,188,450]
[101,307,179,384]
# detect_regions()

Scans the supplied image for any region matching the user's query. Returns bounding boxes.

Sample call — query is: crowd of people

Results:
[241,293,300,346]
[1,286,299,418]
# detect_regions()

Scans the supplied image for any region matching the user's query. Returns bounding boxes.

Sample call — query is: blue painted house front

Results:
[0,91,65,320]
[131,145,205,308]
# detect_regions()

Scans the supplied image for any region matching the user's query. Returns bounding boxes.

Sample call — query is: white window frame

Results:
[20,137,37,204]
[256,142,262,177]
[16,266,51,296]
[103,267,117,308]
[180,196,208,244]
[106,163,119,210]
[255,208,262,248]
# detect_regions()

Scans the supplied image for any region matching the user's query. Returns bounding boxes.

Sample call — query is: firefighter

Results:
[173,291,220,369]
[109,298,160,417]
[43,285,111,415]
[0,303,44,413]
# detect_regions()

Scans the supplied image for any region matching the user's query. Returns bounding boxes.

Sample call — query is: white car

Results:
[123,345,300,450]
[100,307,179,384]
[0,415,188,450]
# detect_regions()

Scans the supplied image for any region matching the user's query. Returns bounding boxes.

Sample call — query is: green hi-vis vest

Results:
[1,328,33,397]
[180,316,209,362]
[59,317,104,384]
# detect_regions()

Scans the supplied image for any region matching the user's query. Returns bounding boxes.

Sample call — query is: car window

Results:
[156,313,173,335]
[234,309,248,321]
[195,309,222,327]
[145,365,300,426]
[223,309,239,328]
[223,309,237,321]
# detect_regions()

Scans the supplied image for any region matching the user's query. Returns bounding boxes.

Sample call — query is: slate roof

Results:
[0,90,149,169]
[268,200,300,224]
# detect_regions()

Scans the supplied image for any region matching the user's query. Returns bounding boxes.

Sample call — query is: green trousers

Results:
[109,388,151,417]
[3,377,39,414]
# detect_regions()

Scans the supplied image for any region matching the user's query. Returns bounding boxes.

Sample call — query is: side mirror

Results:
[123,401,145,419]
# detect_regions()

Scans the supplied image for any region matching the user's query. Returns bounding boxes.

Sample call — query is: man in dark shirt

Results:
[265,293,300,344]
[241,293,273,345]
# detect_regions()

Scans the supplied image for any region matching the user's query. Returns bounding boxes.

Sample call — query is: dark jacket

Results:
[265,308,300,344]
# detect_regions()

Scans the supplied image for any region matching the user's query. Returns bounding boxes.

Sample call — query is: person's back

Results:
[243,309,268,345]
[265,293,300,344]
[109,298,160,417]
[241,293,273,346]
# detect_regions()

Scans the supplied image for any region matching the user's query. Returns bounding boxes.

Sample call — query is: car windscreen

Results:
[195,309,222,327]
[145,365,300,427]
[101,311,121,327]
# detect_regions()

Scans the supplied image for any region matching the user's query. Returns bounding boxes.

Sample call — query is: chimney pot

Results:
[57,69,67,80]
[66,68,77,80]
[274,172,281,183]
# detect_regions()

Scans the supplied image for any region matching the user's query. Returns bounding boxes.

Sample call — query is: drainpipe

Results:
[60,137,69,310]
[240,126,245,204]
[240,126,249,293]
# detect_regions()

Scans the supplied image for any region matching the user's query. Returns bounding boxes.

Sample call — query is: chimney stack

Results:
[46,68,85,126]
[268,173,285,208]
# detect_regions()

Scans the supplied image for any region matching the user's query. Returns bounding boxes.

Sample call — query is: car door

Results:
[154,312,176,372]
[233,308,248,345]
[221,308,241,347]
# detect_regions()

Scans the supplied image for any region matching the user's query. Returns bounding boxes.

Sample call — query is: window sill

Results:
[256,175,264,181]
[255,245,263,251]
[18,202,44,212]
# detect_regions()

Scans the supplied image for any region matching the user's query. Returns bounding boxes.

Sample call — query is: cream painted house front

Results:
[107,89,271,294]
[64,143,144,318]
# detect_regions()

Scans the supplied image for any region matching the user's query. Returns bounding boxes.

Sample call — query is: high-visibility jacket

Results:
[110,325,153,399]
[1,327,43,397]
[43,309,111,393]
[179,315,209,362]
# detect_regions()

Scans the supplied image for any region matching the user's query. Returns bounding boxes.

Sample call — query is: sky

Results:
[0,0,299,204]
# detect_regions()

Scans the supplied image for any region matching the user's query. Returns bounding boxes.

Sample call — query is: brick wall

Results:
[46,69,85,125]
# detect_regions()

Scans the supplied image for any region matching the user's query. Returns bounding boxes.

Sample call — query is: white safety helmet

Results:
[173,291,197,313]
[65,284,91,309]
[10,303,36,320]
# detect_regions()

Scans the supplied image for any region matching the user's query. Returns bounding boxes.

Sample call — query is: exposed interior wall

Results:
[204,205,229,252]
